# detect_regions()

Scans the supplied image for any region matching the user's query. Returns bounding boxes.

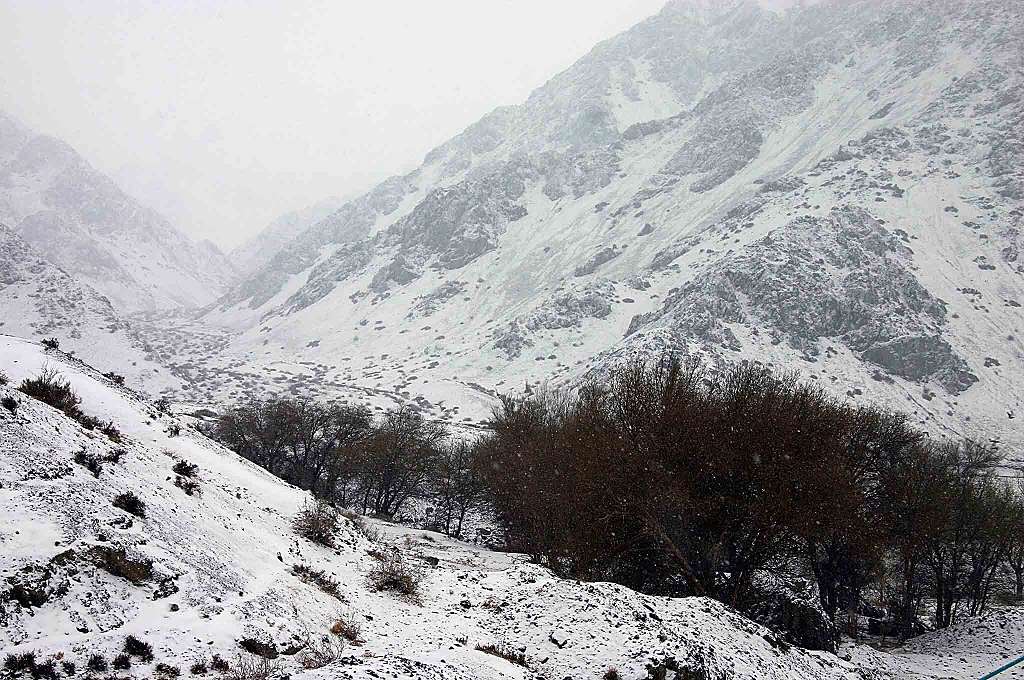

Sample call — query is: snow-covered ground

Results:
[3,334,1023,678]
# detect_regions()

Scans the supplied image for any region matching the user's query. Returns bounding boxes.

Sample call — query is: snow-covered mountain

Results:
[0,225,184,396]
[0,110,235,313]
[230,196,349,277]
[195,0,1021,454]
[3,335,1018,678]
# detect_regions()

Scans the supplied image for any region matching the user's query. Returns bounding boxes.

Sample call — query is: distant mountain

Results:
[0,111,235,312]
[197,0,1021,451]
[230,195,348,276]
[0,223,184,395]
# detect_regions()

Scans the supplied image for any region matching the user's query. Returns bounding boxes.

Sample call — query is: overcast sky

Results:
[0,0,674,250]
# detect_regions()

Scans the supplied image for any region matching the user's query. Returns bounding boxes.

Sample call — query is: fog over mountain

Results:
[1,1,1023,677]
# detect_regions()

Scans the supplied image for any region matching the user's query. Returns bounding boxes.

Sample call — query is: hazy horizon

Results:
[0,0,678,250]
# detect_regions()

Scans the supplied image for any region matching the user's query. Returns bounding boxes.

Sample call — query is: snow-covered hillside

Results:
[0,111,235,313]
[185,0,1022,457]
[3,335,1021,678]
[0,226,184,396]
[230,196,349,278]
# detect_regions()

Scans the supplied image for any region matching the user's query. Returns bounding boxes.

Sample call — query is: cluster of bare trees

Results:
[208,357,1022,643]
[474,357,1024,641]
[208,401,485,537]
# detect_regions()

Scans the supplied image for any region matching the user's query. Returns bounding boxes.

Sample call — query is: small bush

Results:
[74,450,103,477]
[41,338,60,350]
[350,515,381,542]
[0,369,9,385]
[367,547,424,599]
[19,367,81,419]
[77,413,101,430]
[112,654,131,670]
[167,423,182,437]
[5,652,37,673]
[221,655,280,680]
[175,476,202,496]
[293,498,340,547]
[33,660,58,680]
[104,372,126,386]
[61,661,76,676]
[172,460,199,478]
[100,421,123,443]
[298,636,345,669]
[330,612,362,642]
[190,662,208,675]
[2,395,17,413]
[86,654,108,672]
[474,643,528,667]
[124,634,156,661]
[210,656,229,672]
[604,668,621,680]
[238,638,278,659]
[91,546,153,583]
[113,491,146,518]
[292,564,341,598]
[155,663,181,678]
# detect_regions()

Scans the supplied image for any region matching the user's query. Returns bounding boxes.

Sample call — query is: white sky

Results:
[0,0,670,249]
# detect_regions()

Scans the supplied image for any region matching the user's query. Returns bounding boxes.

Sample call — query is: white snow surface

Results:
[8,335,1020,678]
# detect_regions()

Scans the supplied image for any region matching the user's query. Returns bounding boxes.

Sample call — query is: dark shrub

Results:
[61,661,76,676]
[0,369,9,385]
[4,652,37,673]
[86,654,107,672]
[2,395,17,413]
[367,547,423,599]
[104,372,126,386]
[474,643,527,667]
[74,450,103,477]
[90,546,153,583]
[238,637,278,659]
[167,423,182,437]
[100,421,123,443]
[175,476,202,496]
[293,498,340,547]
[18,367,81,420]
[292,564,341,598]
[41,338,59,350]
[113,491,146,518]
[172,460,198,478]
[155,663,181,678]
[124,634,155,661]
[190,662,208,675]
[112,654,131,670]
[31,659,57,680]
[209,656,229,672]
[330,612,361,642]
[76,413,101,430]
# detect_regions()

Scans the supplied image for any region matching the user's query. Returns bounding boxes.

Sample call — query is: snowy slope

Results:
[0,225,185,396]
[185,0,1023,456]
[0,334,934,677]
[0,111,235,312]
[230,196,349,278]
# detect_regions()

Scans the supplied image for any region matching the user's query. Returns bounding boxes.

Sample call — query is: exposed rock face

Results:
[0,111,234,312]
[627,206,978,393]
[193,0,1023,452]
